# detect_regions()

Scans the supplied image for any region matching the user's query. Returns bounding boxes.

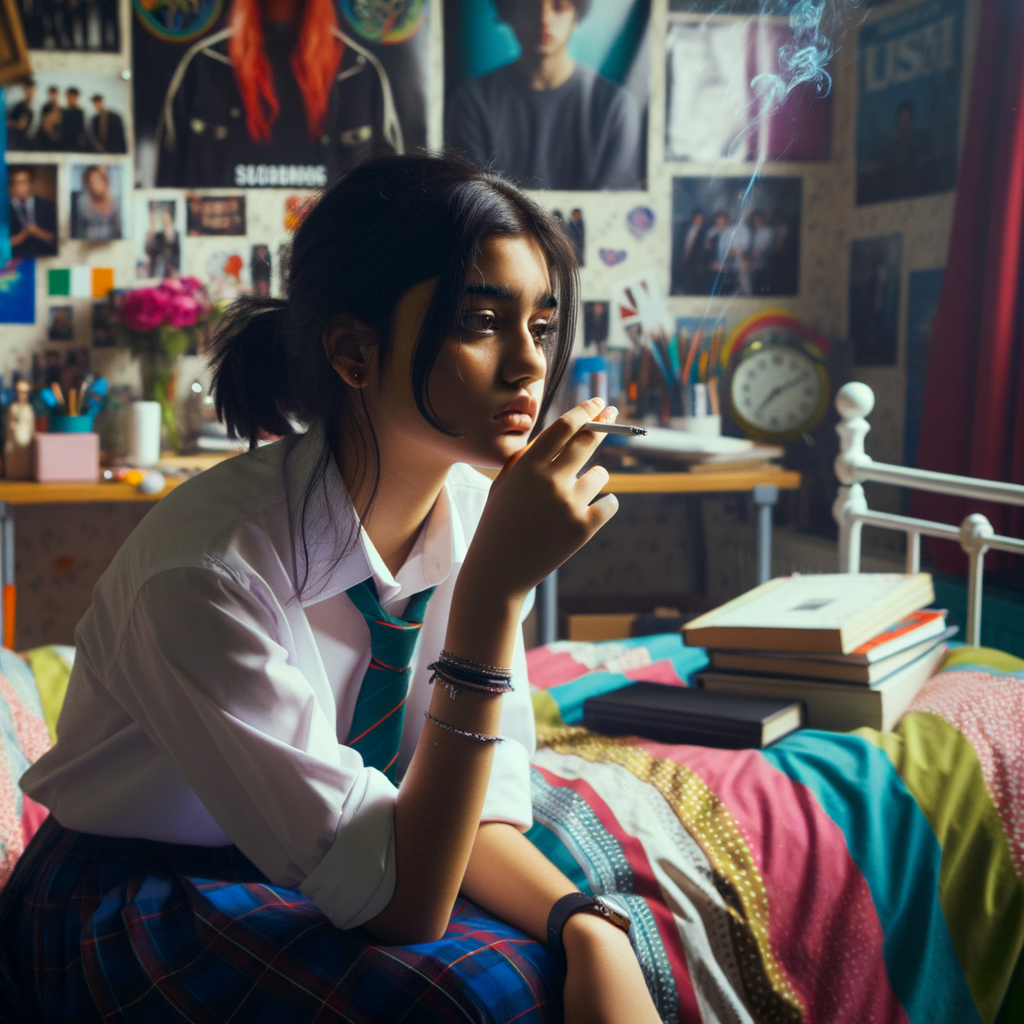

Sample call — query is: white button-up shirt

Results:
[21,424,536,929]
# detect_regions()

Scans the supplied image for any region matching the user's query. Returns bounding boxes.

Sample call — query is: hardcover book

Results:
[583,681,803,749]
[699,642,947,733]
[682,574,935,654]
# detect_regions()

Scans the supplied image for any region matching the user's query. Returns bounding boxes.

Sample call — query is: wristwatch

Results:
[546,892,632,956]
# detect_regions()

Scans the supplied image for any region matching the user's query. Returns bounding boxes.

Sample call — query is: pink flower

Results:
[165,293,202,328]
[159,277,186,294]
[121,287,170,332]
[180,276,205,296]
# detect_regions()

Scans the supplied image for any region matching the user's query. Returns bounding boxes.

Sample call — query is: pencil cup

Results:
[34,432,100,482]
[49,414,97,433]
[130,400,162,468]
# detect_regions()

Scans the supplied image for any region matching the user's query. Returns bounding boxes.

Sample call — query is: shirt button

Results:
[190,118,205,134]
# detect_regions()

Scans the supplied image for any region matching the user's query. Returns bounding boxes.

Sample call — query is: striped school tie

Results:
[345,579,435,781]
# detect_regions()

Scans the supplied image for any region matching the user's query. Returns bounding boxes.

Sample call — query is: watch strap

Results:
[546,892,598,956]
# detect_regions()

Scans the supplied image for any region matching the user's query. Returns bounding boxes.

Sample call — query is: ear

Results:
[323,315,379,389]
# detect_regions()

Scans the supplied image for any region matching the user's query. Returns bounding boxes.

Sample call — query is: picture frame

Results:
[0,0,32,87]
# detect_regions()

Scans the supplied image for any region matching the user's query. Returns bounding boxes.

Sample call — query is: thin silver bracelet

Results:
[423,711,504,744]
[439,650,513,677]
[429,666,512,699]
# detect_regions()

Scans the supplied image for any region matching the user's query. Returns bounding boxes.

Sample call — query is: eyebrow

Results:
[463,284,558,308]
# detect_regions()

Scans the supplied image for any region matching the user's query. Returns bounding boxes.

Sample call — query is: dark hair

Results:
[495,0,592,26]
[9,166,34,179]
[211,152,579,595]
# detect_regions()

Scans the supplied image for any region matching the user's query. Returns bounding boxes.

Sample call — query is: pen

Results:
[584,422,647,435]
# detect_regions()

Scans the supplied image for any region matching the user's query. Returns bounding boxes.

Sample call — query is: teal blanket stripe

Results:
[761,731,981,1024]
[524,821,593,896]
[547,643,709,725]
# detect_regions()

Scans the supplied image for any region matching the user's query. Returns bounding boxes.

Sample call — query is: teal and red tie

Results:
[345,579,435,781]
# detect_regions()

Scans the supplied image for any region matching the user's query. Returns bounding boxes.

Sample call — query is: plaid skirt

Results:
[0,817,564,1024]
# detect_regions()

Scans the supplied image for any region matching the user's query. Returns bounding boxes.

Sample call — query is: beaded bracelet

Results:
[432,660,512,687]
[438,650,513,679]
[423,711,504,744]
[428,663,513,699]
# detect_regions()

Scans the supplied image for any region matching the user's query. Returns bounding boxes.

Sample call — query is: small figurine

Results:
[4,379,36,479]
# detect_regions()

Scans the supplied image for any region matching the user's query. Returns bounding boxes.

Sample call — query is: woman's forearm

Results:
[362,583,524,943]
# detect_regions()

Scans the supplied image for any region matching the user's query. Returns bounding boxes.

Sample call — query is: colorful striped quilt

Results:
[525,638,1024,1024]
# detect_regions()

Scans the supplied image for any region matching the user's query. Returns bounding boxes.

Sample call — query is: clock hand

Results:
[755,372,810,415]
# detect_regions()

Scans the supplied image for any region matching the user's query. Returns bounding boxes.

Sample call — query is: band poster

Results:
[855,0,964,205]
[131,0,432,189]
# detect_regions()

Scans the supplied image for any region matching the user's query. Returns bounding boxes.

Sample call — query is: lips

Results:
[495,395,538,432]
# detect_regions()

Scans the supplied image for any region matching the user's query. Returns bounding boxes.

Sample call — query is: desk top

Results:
[0,466,800,506]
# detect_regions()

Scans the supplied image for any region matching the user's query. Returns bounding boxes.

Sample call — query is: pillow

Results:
[0,649,52,890]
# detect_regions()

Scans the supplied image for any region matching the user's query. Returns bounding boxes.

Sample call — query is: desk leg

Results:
[536,570,558,646]
[752,484,779,585]
[0,502,13,650]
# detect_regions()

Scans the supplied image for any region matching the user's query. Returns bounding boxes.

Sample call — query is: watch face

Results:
[730,344,824,438]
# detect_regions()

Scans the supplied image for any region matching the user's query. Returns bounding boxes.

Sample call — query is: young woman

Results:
[0,155,662,1023]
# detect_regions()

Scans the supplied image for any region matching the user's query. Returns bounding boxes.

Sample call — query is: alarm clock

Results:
[723,312,831,443]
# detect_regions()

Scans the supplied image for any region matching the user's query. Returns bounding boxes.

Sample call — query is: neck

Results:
[519,47,575,90]
[263,0,301,24]
[338,418,451,578]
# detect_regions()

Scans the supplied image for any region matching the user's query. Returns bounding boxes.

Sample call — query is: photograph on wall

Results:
[856,0,964,205]
[187,194,247,236]
[132,0,431,189]
[251,244,272,295]
[665,20,832,163]
[135,195,184,279]
[18,0,121,52]
[444,0,650,190]
[48,305,74,341]
[903,267,944,468]
[849,234,902,366]
[92,300,115,346]
[552,207,585,263]
[670,176,801,296]
[70,163,125,241]
[583,300,609,347]
[0,259,36,323]
[7,164,58,258]
[5,74,130,154]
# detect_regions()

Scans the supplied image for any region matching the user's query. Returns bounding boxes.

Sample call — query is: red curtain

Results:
[911,0,1024,572]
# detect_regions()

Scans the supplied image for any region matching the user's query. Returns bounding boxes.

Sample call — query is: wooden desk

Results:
[0,464,801,648]
[0,454,237,647]
[529,466,802,644]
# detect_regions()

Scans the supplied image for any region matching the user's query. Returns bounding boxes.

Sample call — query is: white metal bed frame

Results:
[833,382,1024,647]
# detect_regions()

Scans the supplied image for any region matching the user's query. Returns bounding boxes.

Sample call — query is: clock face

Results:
[730,343,825,439]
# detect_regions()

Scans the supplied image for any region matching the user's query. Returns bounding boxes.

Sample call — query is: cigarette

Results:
[584,422,647,435]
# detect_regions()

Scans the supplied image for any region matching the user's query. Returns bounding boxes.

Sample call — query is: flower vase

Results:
[139,350,180,453]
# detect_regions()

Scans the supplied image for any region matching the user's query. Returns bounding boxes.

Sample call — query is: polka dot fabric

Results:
[909,667,1024,876]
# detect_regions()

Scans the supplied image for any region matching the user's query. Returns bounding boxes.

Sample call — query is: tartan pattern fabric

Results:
[0,817,563,1024]
[345,580,435,782]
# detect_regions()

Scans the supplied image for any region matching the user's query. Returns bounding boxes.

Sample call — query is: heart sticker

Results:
[599,248,628,266]
[626,206,655,239]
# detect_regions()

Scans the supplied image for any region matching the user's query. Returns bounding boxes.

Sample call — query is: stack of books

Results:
[683,573,955,732]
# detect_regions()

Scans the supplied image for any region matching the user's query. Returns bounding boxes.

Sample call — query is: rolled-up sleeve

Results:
[113,563,397,929]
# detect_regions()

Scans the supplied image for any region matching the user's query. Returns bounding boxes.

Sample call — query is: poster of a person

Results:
[135,197,184,279]
[7,165,59,259]
[70,164,125,241]
[855,0,963,205]
[132,0,431,189]
[444,0,649,190]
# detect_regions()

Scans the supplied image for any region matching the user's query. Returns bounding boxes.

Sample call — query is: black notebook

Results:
[583,682,804,749]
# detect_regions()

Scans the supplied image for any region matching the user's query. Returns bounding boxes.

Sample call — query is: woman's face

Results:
[369,234,554,471]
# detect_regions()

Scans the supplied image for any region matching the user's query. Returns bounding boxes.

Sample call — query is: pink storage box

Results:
[34,432,101,483]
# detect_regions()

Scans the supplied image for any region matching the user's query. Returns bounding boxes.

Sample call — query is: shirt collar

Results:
[284,421,462,608]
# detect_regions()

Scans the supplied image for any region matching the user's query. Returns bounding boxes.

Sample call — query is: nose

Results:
[502,321,547,388]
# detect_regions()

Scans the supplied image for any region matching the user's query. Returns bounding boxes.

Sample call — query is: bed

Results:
[1,383,1021,1023]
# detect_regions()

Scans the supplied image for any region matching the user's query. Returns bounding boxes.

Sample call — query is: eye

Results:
[460,311,498,336]
[532,319,557,343]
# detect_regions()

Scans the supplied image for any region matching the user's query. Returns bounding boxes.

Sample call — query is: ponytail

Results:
[210,297,296,448]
